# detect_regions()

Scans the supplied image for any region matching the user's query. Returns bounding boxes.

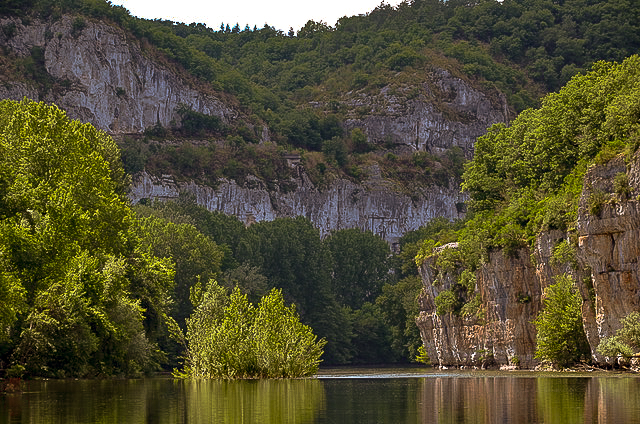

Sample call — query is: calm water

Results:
[2,367,640,423]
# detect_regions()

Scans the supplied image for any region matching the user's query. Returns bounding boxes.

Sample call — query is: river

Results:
[2,367,640,423]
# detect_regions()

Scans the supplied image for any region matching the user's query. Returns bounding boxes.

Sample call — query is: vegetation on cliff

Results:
[417,55,640,368]
[597,313,640,361]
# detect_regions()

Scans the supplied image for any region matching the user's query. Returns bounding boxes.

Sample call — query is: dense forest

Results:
[1,0,640,377]
[0,99,426,377]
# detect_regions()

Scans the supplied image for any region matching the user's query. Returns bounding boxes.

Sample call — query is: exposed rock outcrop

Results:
[1,13,508,155]
[417,153,640,369]
[576,156,640,364]
[342,69,509,158]
[0,15,235,133]
[130,168,466,244]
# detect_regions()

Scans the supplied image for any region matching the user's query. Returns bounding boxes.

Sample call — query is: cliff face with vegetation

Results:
[0,12,512,242]
[130,167,467,244]
[576,156,640,363]
[417,154,640,368]
[416,56,640,369]
[341,68,508,158]
[0,15,235,133]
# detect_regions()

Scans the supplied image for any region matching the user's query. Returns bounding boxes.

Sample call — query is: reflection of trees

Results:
[586,378,640,424]
[322,379,421,422]
[420,375,640,424]
[185,378,325,423]
[536,378,588,424]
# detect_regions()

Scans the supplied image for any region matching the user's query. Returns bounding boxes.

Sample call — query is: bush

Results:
[587,188,608,217]
[597,312,640,358]
[181,280,326,379]
[614,172,631,199]
[533,274,590,368]
[550,240,578,270]
[434,289,460,316]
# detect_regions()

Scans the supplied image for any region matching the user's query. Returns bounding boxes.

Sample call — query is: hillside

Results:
[2,0,638,243]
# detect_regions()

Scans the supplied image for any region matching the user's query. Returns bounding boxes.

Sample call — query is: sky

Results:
[109,0,405,33]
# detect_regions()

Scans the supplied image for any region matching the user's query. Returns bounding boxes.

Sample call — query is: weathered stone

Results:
[342,69,508,158]
[417,247,541,369]
[130,169,466,244]
[417,153,640,369]
[576,156,640,363]
[0,15,236,133]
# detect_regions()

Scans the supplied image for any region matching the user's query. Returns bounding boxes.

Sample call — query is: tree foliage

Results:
[0,99,174,377]
[597,312,640,359]
[533,275,590,368]
[460,55,640,262]
[325,228,391,309]
[182,280,326,378]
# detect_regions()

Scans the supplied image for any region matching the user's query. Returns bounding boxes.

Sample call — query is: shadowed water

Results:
[2,368,640,423]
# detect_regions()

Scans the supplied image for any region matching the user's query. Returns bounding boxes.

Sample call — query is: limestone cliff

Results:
[0,15,236,133]
[417,153,640,368]
[130,166,466,244]
[341,68,508,158]
[0,14,508,153]
[576,155,640,364]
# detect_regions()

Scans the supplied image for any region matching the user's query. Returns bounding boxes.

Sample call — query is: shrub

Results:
[614,172,631,199]
[434,289,459,316]
[181,280,326,379]
[587,188,608,217]
[550,240,578,270]
[460,294,483,320]
[597,312,640,358]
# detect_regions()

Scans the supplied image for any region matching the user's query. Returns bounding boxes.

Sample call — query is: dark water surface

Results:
[2,367,640,423]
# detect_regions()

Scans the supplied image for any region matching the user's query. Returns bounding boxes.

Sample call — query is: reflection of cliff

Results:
[420,376,640,423]
[417,153,640,368]
[130,170,466,244]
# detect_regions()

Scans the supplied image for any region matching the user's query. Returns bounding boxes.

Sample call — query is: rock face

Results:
[130,168,466,244]
[417,153,640,368]
[342,69,509,158]
[417,245,543,369]
[0,15,235,133]
[576,156,640,364]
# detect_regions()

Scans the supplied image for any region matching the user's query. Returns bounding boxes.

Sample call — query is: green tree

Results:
[182,280,325,378]
[597,312,640,359]
[533,274,590,368]
[0,99,173,377]
[238,217,351,363]
[136,215,223,327]
[325,228,391,309]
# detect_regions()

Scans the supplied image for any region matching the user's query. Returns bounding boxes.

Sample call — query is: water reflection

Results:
[419,372,640,424]
[183,379,324,423]
[0,378,325,424]
[2,370,640,423]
